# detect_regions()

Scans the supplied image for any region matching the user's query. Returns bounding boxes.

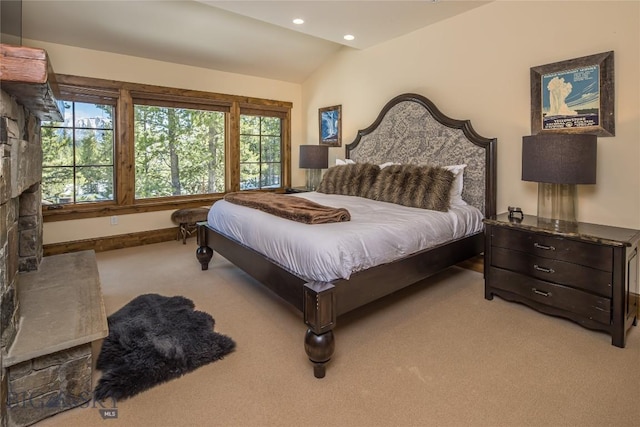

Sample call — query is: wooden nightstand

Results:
[484,213,639,347]
[285,186,311,194]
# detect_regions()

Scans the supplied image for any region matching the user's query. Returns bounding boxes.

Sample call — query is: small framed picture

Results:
[530,51,614,137]
[319,105,342,147]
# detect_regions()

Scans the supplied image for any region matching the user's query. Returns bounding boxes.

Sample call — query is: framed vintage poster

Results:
[530,51,614,137]
[318,105,342,147]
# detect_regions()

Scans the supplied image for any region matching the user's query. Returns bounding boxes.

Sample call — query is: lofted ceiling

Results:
[21,0,491,83]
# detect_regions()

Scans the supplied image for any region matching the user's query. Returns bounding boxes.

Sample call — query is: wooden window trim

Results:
[132,98,230,113]
[43,75,292,223]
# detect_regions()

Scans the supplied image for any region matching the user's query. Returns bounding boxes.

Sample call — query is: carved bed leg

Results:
[303,282,336,378]
[196,223,213,271]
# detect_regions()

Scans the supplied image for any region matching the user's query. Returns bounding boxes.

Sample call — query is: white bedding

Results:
[207,192,484,282]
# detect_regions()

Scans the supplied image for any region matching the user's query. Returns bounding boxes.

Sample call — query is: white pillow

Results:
[335,158,356,166]
[443,164,467,205]
[378,162,397,169]
[335,159,396,169]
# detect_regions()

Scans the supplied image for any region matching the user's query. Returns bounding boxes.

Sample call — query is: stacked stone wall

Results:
[7,344,92,427]
[1,88,45,427]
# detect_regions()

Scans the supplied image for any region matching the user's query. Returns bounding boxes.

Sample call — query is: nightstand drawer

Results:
[489,267,611,325]
[491,226,612,271]
[491,247,612,297]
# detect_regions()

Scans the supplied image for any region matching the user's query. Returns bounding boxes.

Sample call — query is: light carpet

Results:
[36,240,639,427]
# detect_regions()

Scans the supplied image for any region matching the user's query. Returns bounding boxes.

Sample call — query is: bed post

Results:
[196,223,213,270]
[303,282,336,378]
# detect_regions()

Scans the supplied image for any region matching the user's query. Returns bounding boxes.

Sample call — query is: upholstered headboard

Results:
[346,93,496,217]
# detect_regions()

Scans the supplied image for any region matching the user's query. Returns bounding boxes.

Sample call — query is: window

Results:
[239,114,282,190]
[41,101,115,204]
[42,75,292,221]
[134,105,225,199]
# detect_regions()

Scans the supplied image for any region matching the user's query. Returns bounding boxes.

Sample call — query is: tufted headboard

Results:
[345,93,496,217]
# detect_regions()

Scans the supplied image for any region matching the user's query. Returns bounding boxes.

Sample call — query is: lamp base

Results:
[305,169,322,191]
[537,183,578,230]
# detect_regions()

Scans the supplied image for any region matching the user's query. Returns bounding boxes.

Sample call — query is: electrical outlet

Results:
[110,216,118,225]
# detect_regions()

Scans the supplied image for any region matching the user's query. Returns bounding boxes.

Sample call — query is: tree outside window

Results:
[240,115,282,190]
[134,105,225,199]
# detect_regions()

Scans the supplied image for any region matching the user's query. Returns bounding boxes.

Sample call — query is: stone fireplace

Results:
[1,44,108,427]
[1,87,45,348]
[1,45,51,427]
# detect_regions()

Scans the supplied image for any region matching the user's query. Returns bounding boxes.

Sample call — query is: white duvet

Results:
[207,192,483,282]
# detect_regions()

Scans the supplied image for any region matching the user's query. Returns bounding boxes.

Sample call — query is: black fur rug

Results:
[94,294,235,401]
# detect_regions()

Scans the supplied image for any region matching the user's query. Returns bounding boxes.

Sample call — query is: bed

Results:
[196,93,497,378]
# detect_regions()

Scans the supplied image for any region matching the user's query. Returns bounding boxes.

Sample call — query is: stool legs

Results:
[171,208,210,244]
[179,223,188,244]
[178,222,202,244]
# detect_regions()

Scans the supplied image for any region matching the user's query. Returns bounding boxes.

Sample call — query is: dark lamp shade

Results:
[299,145,328,169]
[522,134,597,184]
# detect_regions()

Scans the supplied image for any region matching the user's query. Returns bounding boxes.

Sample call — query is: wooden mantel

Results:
[0,44,63,121]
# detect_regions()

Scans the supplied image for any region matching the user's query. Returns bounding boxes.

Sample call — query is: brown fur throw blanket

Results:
[224,192,350,224]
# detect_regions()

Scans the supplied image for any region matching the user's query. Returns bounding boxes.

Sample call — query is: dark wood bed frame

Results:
[196,93,497,378]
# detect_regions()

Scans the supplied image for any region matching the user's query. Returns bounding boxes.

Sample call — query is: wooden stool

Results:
[171,207,210,244]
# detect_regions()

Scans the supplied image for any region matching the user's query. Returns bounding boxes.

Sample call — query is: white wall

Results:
[23,41,304,244]
[302,0,640,229]
[27,1,640,244]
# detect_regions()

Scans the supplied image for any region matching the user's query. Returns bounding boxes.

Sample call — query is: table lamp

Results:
[299,145,328,191]
[522,134,597,228]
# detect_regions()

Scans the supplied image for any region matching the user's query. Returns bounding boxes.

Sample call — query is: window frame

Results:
[43,75,292,222]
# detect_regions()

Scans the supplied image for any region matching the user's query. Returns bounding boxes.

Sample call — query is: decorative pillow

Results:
[443,164,467,205]
[367,164,455,212]
[317,163,380,198]
[378,161,398,169]
[336,159,396,169]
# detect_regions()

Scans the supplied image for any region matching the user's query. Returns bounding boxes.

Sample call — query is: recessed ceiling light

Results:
[293,18,304,25]
[343,34,355,41]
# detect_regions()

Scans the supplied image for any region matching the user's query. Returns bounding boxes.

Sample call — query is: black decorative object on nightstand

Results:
[484,213,639,347]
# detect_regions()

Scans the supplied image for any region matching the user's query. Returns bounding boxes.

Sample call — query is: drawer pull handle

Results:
[532,288,552,297]
[533,264,555,274]
[534,242,555,251]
